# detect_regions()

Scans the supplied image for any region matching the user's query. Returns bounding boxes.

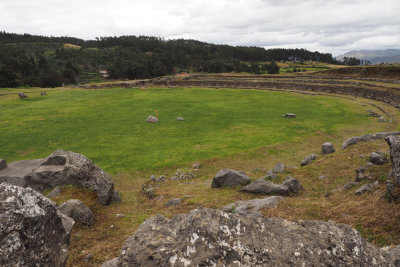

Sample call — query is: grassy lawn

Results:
[1,87,373,174]
[2,85,399,266]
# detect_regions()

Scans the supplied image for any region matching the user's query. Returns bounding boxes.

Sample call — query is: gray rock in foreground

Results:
[146,115,159,122]
[0,149,114,205]
[301,154,318,166]
[0,183,72,267]
[221,196,284,215]
[342,131,400,149]
[58,199,95,226]
[322,142,335,154]
[211,168,250,188]
[110,207,392,266]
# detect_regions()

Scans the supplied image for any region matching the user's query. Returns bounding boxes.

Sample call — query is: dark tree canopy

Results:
[0,31,350,88]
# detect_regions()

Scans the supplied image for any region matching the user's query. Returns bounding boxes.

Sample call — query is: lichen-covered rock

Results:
[211,168,250,188]
[58,199,95,226]
[0,183,72,267]
[241,178,290,196]
[221,196,283,215]
[112,208,392,266]
[301,154,318,166]
[0,149,114,205]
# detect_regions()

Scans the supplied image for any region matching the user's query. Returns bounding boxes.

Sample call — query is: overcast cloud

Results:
[1,0,399,55]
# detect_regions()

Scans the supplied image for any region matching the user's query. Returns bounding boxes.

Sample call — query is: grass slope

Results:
[1,87,371,173]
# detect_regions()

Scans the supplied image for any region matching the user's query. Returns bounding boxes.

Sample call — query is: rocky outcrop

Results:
[282,176,303,194]
[322,142,335,154]
[211,169,250,188]
[0,183,72,267]
[58,199,95,226]
[301,154,318,166]
[342,131,400,149]
[0,149,114,205]
[221,196,284,215]
[386,136,400,202]
[109,207,393,266]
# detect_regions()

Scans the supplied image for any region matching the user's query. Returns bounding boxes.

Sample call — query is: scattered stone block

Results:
[58,199,95,226]
[322,142,335,154]
[146,115,158,122]
[273,162,285,174]
[301,154,318,166]
[211,169,250,188]
[221,196,284,215]
[369,152,387,165]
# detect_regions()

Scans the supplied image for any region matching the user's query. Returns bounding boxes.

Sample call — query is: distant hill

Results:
[336,49,400,64]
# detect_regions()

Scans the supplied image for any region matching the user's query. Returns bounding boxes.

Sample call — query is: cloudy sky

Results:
[1,0,399,55]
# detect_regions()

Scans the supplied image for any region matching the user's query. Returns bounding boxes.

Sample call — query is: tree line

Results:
[0,32,348,88]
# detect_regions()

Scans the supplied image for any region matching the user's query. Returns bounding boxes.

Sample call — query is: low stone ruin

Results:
[101,207,396,266]
[342,131,400,149]
[0,149,115,205]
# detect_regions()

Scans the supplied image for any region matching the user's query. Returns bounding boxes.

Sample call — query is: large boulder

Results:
[0,149,114,205]
[385,136,400,202]
[0,183,72,267]
[109,208,392,266]
[58,199,95,226]
[221,196,284,215]
[211,169,250,188]
[241,178,290,196]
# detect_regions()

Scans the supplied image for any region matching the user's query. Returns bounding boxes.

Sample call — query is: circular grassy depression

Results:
[0,87,378,173]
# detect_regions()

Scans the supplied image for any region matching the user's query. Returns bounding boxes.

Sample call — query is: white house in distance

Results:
[99,70,109,78]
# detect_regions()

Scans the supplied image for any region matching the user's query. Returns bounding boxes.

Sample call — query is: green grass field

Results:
[0,87,374,173]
